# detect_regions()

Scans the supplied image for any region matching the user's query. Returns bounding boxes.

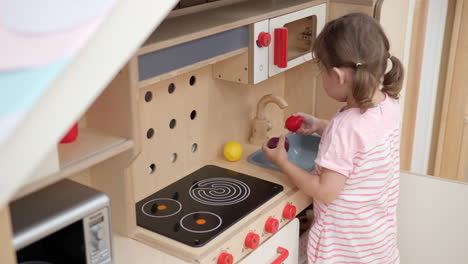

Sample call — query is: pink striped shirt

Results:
[307,94,400,264]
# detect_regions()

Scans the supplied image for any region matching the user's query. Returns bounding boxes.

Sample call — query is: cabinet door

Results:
[239,218,299,264]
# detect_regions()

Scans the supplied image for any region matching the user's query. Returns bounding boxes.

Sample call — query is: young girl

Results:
[262,13,404,263]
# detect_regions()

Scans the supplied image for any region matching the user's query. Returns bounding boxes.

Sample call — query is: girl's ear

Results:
[331,67,346,85]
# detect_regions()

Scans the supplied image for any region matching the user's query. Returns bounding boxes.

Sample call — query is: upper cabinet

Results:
[135,0,330,88]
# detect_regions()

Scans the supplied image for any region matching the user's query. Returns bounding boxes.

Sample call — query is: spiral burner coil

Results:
[189,178,250,206]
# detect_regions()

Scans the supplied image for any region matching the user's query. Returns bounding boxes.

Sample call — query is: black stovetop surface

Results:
[135,165,283,247]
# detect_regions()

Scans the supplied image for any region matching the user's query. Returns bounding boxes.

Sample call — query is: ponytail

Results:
[312,13,406,112]
[352,65,379,113]
[382,56,404,99]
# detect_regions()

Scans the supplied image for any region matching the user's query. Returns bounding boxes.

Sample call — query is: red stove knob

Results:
[257,32,272,47]
[244,232,260,249]
[282,204,297,220]
[264,217,279,234]
[217,252,233,264]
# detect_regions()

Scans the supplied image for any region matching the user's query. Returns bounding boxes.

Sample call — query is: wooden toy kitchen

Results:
[2,0,468,264]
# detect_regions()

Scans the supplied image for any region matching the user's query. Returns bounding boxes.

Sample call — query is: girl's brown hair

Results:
[312,13,404,112]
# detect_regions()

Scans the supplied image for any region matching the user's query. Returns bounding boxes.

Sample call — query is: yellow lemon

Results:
[223,141,243,162]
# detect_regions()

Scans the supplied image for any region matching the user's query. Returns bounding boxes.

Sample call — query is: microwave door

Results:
[268,4,327,77]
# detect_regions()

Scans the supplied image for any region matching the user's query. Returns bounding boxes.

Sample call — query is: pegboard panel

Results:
[133,67,212,200]
[132,62,294,201]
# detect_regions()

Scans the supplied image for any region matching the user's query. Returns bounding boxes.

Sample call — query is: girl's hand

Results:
[292,112,320,135]
[262,134,289,166]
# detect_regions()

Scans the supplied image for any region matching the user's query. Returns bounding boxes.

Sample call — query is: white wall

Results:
[399,172,468,263]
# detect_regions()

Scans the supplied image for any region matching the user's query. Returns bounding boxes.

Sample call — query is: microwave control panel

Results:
[84,207,112,264]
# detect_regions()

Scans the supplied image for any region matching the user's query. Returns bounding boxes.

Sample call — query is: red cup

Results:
[60,123,78,143]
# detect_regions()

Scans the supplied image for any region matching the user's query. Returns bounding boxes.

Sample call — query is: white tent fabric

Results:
[0,0,177,207]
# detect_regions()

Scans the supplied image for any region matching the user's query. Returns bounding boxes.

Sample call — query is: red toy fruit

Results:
[267,137,290,152]
[60,123,78,143]
[285,116,304,132]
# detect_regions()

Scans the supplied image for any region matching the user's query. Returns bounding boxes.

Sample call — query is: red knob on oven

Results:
[217,252,233,264]
[264,217,279,234]
[257,32,272,47]
[282,204,297,220]
[244,232,260,249]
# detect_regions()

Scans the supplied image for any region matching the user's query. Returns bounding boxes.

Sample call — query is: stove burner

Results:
[180,211,222,233]
[189,178,250,206]
[141,198,182,218]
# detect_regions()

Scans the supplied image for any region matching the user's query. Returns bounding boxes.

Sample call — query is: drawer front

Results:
[239,218,299,264]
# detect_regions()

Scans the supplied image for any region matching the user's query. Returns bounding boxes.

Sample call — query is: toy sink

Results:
[247,134,321,172]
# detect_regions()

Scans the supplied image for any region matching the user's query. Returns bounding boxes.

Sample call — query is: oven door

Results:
[16,219,88,264]
[268,4,326,77]
[239,218,299,264]
[15,208,111,264]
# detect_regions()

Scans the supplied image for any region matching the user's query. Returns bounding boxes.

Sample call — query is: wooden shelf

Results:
[13,129,134,200]
[138,0,325,54]
[58,128,133,171]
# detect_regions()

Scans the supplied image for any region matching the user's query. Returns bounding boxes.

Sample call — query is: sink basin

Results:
[247,134,321,172]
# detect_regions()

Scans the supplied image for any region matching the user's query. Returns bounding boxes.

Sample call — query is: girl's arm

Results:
[278,162,346,204]
[312,118,329,136]
[262,135,346,203]
[293,113,329,136]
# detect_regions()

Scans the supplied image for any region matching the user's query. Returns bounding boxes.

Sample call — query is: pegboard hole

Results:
[148,164,156,174]
[168,83,175,94]
[171,153,178,163]
[169,119,177,129]
[189,76,196,86]
[146,128,154,139]
[190,110,197,120]
[145,91,152,102]
[191,143,198,153]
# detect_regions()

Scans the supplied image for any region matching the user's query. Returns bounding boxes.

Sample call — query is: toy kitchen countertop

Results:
[130,142,313,264]
[135,165,284,248]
